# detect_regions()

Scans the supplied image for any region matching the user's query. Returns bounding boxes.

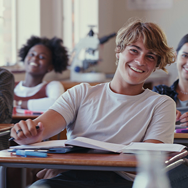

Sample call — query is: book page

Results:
[10,140,68,150]
[122,142,186,153]
[65,137,125,153]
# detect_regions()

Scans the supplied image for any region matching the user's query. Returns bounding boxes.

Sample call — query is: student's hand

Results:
[10,120,44,145]
[177,112,188,127]
[176,109,182,122]
[36,169,66,179]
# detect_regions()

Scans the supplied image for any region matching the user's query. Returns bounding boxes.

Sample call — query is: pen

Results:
[9,125,40,141]
[15,150,47,157]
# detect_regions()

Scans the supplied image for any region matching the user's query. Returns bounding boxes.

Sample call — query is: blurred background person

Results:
[14,36,69,112]
[153,34,188,126]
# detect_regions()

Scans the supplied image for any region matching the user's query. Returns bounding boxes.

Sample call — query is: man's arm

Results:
[10,109,66,145]
[144,139,163,143]
[0,68,14,123]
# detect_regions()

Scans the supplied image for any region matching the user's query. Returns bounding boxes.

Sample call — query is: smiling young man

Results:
[11,19,176,188]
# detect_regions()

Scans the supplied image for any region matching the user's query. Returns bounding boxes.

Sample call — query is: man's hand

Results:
[10,120,44,145]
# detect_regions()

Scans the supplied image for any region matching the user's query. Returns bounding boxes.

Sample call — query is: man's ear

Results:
[116,53,119,59]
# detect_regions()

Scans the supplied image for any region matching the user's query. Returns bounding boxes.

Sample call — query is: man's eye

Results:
[182,54,188,58]
[130,49,138,53]
[148,55,155,60]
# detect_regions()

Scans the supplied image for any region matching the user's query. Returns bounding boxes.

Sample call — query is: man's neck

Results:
[110,77,145,96]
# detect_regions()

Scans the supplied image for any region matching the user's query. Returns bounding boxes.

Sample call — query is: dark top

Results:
[152,79,179,103]
[0,68,14,123]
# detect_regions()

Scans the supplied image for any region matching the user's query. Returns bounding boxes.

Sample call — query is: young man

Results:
[11,19,176,188]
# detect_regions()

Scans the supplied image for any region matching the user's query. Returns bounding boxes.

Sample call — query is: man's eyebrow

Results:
[129,45,141,50]
[182,51,188,55]
[129,45,157,56]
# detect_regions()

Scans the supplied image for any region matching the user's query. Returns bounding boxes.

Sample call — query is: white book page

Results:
[65,137,125,153]
[10,140,67,150]
[122,142,186,153]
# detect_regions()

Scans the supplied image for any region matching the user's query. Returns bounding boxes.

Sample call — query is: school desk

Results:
[0,149,187,188]
[174,133,188,144]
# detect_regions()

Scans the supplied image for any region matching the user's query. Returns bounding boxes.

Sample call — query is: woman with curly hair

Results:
[14,36,69,112]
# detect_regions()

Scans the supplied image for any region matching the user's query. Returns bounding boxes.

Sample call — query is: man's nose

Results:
[135,55,145,66]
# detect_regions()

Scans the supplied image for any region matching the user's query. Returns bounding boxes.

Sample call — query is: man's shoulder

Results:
[147,89,175,103]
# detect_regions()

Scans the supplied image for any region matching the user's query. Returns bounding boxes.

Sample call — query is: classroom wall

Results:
[98,0,188,85]
[13,0,188,85]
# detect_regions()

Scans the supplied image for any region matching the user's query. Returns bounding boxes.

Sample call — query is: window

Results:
[63,0,98,52]
[0,0,16,66]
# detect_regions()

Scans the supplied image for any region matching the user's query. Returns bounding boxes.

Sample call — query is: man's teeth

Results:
[130,66,143,73]
[184,67,188,71]
[30,62,38,66]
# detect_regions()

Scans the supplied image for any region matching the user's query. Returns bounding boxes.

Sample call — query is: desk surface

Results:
[0,149,187,169]
[0,124,13,132]
[0,147,187,188]
[12,113,38,120]
[174,133,188,139]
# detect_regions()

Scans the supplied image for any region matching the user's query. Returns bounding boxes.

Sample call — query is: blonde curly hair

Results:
[115,19,175,72]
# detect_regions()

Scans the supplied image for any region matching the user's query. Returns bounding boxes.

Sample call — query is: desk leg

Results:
[21,168,27,188]
[0,166,6,188]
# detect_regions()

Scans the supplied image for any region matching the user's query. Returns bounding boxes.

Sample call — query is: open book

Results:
[10,137,186,153]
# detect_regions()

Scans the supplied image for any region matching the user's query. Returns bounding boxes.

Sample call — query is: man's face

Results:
[116,38,158,86]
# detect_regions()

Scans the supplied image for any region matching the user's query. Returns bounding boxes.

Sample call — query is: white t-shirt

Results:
[50,82,176,144]
[14,80,65,112]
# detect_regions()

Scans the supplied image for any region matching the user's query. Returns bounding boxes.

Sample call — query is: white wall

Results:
[98,0,188,86]
[14,0,188,85]
[14,0,69,81]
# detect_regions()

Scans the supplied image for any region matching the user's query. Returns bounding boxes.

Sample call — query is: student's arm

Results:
[10,109,66,145]
[143,97,176,144]
[27,81,65,111]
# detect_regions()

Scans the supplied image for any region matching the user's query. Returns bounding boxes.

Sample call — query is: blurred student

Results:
[14,36,69,112]
[0,68,14,123]
[11,19,176,188]
[153,34,188,126]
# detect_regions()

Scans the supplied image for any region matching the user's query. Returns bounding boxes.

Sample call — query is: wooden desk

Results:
[12,113,38,120]
[174,133,188,144]
[0,149,187,188]
[11,113,38,124]
[0,124,13,133]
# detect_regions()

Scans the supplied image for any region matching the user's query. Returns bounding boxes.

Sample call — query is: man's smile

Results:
[129,65,144,73]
